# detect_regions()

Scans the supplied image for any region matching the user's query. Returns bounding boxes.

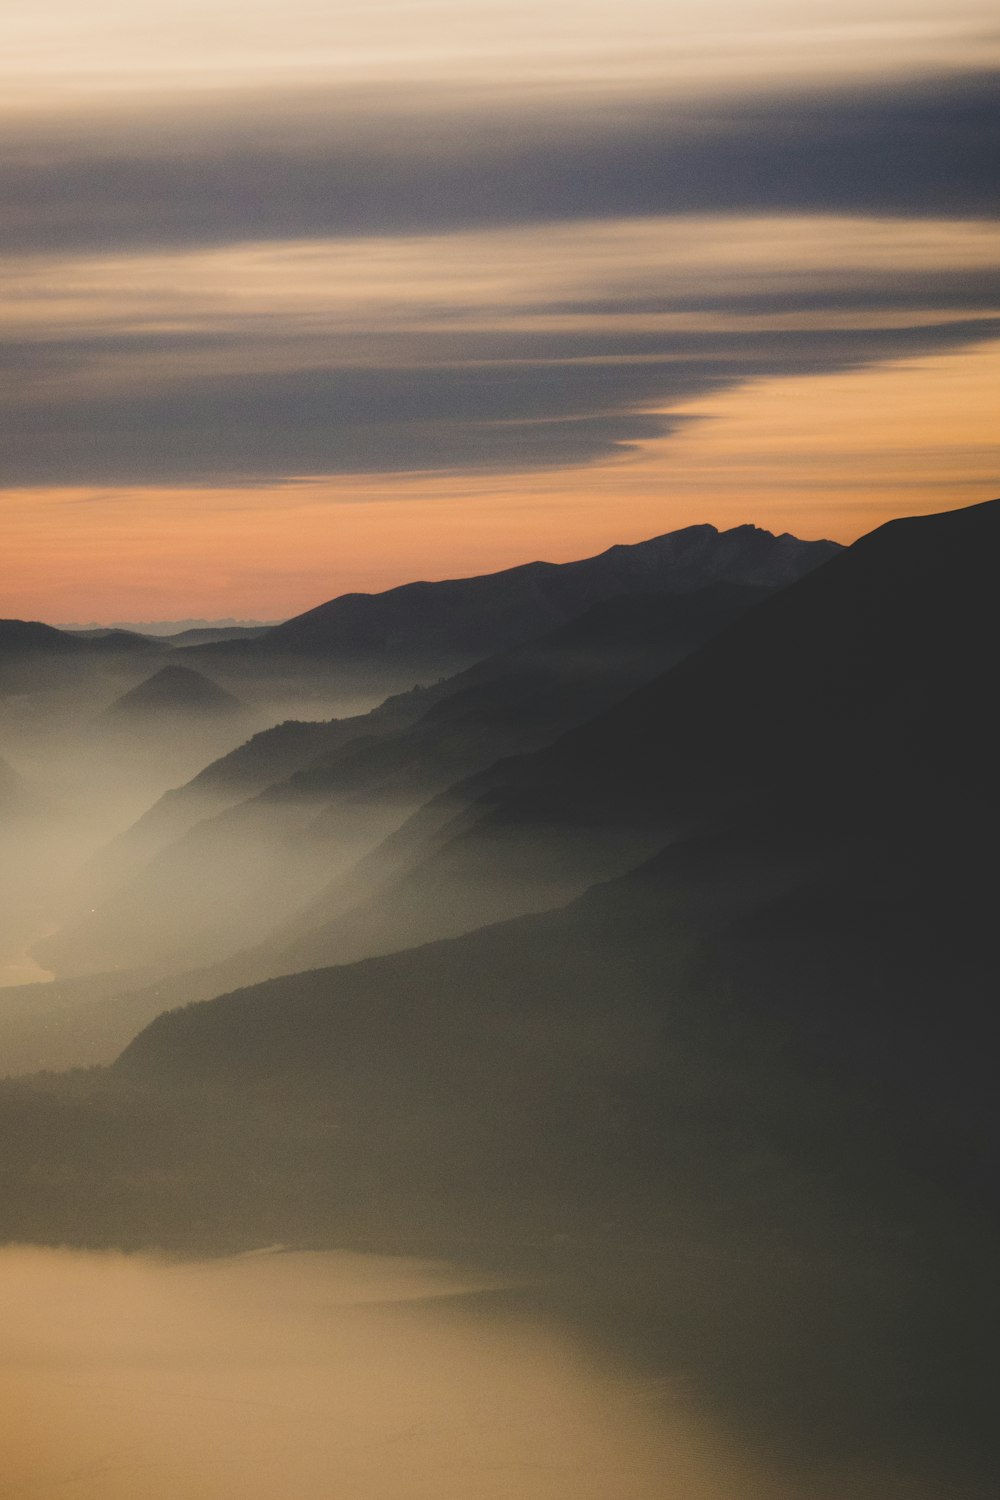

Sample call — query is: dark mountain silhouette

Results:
[164,624,272,646]
[34,585,770,984]
[0,618,176,728]
[181,523,839,691]
[5,501,994,1224]
[265,496,998,974]
[0,619,89,653]
[98,664,245,721]
[263,524,834,656]
[0,501,995,1493]
[15,499,995,1070]
[65,627,168,654]
[0,618,88,695]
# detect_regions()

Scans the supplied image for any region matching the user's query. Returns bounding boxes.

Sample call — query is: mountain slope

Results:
[264,523,836,657]
[34,585,769,983]
[182,523,839,691]
[98,664,244,720]
[270,496,998,973]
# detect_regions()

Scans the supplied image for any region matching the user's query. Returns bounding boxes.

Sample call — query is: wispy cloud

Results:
[4,73,998,257]
[4,317,996,485]
[4,0,999,611]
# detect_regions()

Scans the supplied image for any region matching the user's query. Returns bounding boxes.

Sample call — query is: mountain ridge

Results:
[180,523,840,681]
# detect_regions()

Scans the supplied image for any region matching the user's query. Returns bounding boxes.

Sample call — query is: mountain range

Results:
[1,498,994,1131]
[0,499,996,1490]
[34,583,775,983]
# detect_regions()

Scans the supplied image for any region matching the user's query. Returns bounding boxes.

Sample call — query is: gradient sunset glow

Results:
[4,0,998,620]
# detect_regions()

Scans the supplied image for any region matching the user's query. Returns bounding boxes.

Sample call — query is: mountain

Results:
[0,618,174,734]
[72,676,443,897]
[0,500,995,1491]
[0,619,87,653]
[264,497,998,974]
[0,618,87,694]
[163,624,273,646]
[181,523,840,692]
[98,664,245,720]
[263,524,835,657]
[64,628,163,651]
[33,584,770,984]
[9,498,996,1225]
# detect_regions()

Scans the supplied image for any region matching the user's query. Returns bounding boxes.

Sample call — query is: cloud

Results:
[5,318,997,485]
[537,268,1000,318]
[4,73,998,256]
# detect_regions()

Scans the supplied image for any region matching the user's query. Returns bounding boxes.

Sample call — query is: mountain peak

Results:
[101,664,244,719]
[257,522,840,663]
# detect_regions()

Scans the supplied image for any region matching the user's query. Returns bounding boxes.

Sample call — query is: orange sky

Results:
[3,2,998,622]
[4,336,996,622]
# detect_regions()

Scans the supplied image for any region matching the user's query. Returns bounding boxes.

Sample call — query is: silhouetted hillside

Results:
[0,619,175,722]
[272,498,998,973]
[65,628,172,656]
[81,679,442,887]
[265,524,834,655]
[0,618,88,696]
[163,624,272,646]
[181,523,838,692]
[0,619,90,654]
[34,585,769,984]
[98,664,245,720]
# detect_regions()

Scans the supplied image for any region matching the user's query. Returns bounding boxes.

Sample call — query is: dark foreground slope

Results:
[1,810,996,1490]
[270,497,999,973]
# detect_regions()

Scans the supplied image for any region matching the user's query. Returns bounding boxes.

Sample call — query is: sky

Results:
[3,0,998,621]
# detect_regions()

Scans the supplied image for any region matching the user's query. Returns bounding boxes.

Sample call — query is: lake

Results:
[0,1243,982,1500]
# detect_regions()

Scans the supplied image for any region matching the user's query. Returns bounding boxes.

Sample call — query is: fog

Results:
[0,636,395,1011]
[0,1246,782,1500]
[1,575,781,1075]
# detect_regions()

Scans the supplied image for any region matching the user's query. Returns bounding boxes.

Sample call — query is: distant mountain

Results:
[55,687,446,926]
[64,628,167,653]
[35,584,771,983]
[181,524,840,689]
[0,619,87,693]
[57,618,276,635]
[0,619,87,654]
[162,625,273,646]
[88,719,384,872]
[0,617,171,709]
[98,664,245,720]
